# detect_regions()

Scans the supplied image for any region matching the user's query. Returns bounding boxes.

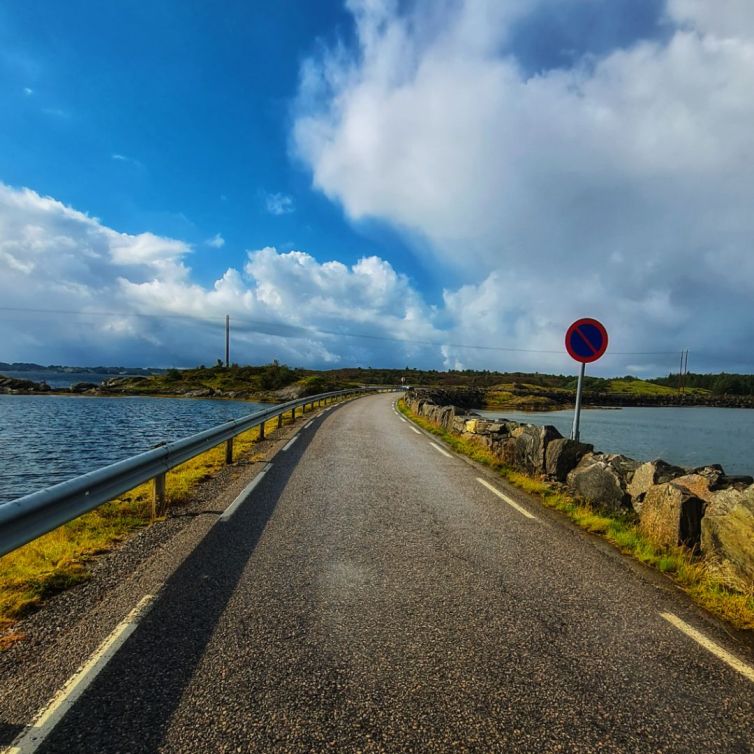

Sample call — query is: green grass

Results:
[0,400,339,638]
[397,399,754,632]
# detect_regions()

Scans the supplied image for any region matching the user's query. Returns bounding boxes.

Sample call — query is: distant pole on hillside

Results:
[225,315,230,368]
[679,350,684,393]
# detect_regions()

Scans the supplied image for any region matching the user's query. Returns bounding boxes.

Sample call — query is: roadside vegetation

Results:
[397,399,754,632]
[0,408,310,645]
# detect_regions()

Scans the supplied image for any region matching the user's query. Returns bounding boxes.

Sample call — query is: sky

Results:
[1,0,753,377]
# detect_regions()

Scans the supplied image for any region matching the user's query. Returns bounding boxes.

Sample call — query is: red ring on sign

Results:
[565,318,608,363]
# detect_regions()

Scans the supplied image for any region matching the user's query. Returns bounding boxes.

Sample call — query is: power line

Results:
[0,305,685,357]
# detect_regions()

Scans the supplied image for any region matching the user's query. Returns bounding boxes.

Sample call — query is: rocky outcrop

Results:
[0,376,52,394]
[701,486,754,585]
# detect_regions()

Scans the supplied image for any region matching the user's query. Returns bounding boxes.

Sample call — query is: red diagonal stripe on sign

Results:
[574,325,599,355]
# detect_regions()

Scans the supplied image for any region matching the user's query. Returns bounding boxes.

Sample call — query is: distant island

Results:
[1,363,754,408]
[0,362,165,376]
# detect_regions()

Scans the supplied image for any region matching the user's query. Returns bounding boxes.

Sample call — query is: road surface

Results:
[1,393,752,753]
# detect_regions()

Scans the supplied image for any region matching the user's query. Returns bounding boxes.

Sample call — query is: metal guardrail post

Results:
[258,421,265,440]
[277,413,283,429]
[152,473,166,518]
[225,437,234,464]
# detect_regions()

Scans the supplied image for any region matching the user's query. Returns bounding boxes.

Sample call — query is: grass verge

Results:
[397,399,754,632]
[0,402,324,635]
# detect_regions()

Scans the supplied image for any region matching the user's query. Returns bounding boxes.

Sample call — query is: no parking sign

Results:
[566,318,608,441]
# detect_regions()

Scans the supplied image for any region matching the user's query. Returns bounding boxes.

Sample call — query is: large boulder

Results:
[627,460,686,512]
[701,485,754,586]
[604,454,641,486]
[567,454,631,511]
[639,482,706,551]
[545,438,594,482]
[509,424,562,475]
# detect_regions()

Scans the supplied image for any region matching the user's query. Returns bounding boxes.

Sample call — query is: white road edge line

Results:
[219,465,272,522]
[660,612,754,683]
[410,426,421,435]
[304,421,313,428]
[399,417,407,423]
[476,478,537,521]
[430,442,452,459]
[4,595,155,754]
[282,435,299,451]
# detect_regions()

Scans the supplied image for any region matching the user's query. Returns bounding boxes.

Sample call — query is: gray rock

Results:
[639,482,706,551]
[627,460,686,512]
[545,438,594,482]
[567,455,630,511]
[69,382,100,393]
[510,424,562,475]
[701,485,754,586]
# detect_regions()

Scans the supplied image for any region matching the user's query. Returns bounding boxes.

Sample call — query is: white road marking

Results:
[660,612,754,683]
[399,417,407,423]
[430,442,452,459]
[220,464,272,521]
[304,421,313,428]
[410,426,421,435]
[4,595,155,754]
[282,435,299,451]
[476,478,537,520]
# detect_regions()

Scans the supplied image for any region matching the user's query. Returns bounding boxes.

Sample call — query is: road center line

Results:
[410,426,421,435]
[282,435,298,451]
[476,478,537,521]
[4,595,155,754]
[429,442,452,459]
[660,612,754,683]
[220,465,272,521]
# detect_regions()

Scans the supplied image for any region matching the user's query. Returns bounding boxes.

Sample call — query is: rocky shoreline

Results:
[0,375,294,403]
[405,387,754,589]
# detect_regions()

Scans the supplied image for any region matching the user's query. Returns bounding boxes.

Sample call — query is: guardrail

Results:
[0,386,401,558]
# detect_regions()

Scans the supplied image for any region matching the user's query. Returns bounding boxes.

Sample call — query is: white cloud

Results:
[264,192,295,216]
[0,183,442,368]
[292,0,754,373]
[23,87,33,96]
[207,233,225,248]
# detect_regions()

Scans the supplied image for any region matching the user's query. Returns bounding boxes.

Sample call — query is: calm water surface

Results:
[477,406,754,476]
[0,395,271,502]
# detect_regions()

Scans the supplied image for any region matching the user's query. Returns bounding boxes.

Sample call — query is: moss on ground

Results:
[397,399,754,632]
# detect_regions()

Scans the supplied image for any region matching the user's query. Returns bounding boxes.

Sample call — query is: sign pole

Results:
[571,361,585,441]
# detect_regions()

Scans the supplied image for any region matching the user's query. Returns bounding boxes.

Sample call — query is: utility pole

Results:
[679,350,684,393]
[225,315,230,368]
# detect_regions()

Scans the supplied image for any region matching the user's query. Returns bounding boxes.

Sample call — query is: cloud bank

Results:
[292,0,754,373]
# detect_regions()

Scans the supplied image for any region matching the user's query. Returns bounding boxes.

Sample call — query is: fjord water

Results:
[477,406,754,476]
[0,395,271,503]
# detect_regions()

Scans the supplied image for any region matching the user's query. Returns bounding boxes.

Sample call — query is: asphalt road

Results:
[3,393,753,753]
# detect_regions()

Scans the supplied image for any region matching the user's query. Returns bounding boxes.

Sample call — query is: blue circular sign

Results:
[565,318,608,363]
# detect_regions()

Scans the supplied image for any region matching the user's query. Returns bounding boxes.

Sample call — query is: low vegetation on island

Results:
[3,363,754,408]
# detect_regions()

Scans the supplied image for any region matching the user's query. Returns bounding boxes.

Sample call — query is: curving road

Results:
[2,392,753,753]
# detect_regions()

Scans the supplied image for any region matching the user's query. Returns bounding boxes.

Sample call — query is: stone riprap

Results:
[404,388,754,588]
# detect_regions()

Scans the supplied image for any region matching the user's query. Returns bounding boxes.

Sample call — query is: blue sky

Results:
[1,1,753,374]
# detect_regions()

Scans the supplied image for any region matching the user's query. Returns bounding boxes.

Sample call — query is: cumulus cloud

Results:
[292,0,754,373]
[0,183,441,368]
[264,192,295,215]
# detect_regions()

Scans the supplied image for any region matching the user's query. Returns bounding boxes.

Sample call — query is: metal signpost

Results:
[565,318,608,442]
